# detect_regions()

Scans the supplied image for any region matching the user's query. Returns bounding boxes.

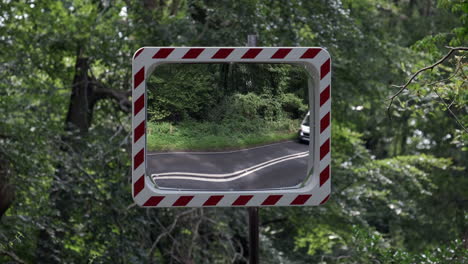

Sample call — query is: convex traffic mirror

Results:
[132,47,331,207]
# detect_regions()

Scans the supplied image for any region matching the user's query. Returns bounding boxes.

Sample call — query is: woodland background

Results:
[0,0,467,263]
[146,63,311,151]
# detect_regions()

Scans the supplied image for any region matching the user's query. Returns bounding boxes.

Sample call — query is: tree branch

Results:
[0,249,26,264]
[260,217,287,226]
[387,46,468,116]
[187,209,203,258]
[148,209,197,261]
[432,88,468,133]
[92,84,132,113]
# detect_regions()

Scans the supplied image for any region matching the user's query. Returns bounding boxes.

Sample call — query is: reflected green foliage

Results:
[147,63,309,122]
[147,118,299,151]
[146,63,309,151]
[0,0,466,263]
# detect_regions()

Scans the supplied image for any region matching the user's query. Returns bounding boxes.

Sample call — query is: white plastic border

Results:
[132,47,331,207]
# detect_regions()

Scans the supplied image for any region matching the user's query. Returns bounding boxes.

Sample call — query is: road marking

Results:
[153,151,308,178]
[151,151,308,182]
[147,140,298,155]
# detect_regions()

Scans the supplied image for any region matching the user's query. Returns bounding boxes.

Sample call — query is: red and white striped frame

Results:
[132,47,331,207]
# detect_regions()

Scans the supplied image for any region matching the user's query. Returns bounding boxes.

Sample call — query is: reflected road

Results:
[147,141,309,190]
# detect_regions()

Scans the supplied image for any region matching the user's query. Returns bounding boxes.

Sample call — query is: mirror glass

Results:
[146,63,313,191]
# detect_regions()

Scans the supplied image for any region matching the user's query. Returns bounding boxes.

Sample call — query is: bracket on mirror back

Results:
[132,47,331,207]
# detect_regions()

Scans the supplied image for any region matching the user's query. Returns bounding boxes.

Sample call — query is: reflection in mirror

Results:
[146,63,313,191]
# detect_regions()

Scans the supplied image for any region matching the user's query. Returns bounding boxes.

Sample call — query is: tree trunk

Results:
[65,56,95,133]
[0,153,14,219]
[35,44,131,262]
[170,0,181,16]
[35,50,96,263]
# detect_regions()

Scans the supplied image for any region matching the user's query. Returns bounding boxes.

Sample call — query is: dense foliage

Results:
[0,0,466,263]
[146,63,309,151]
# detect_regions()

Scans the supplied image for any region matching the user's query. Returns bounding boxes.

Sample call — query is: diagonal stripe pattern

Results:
[132,47,331,207]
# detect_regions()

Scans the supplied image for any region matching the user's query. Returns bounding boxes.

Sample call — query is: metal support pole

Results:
[248,207,259,264]
[247,34,259,264]
[247,34,257,47]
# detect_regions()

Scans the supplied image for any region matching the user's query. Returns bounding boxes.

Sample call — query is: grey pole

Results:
[247,34,257,47]
[247,34,259,264]
[248,206,259,264]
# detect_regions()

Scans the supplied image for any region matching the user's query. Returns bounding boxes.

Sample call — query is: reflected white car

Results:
[299,111,310,143]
